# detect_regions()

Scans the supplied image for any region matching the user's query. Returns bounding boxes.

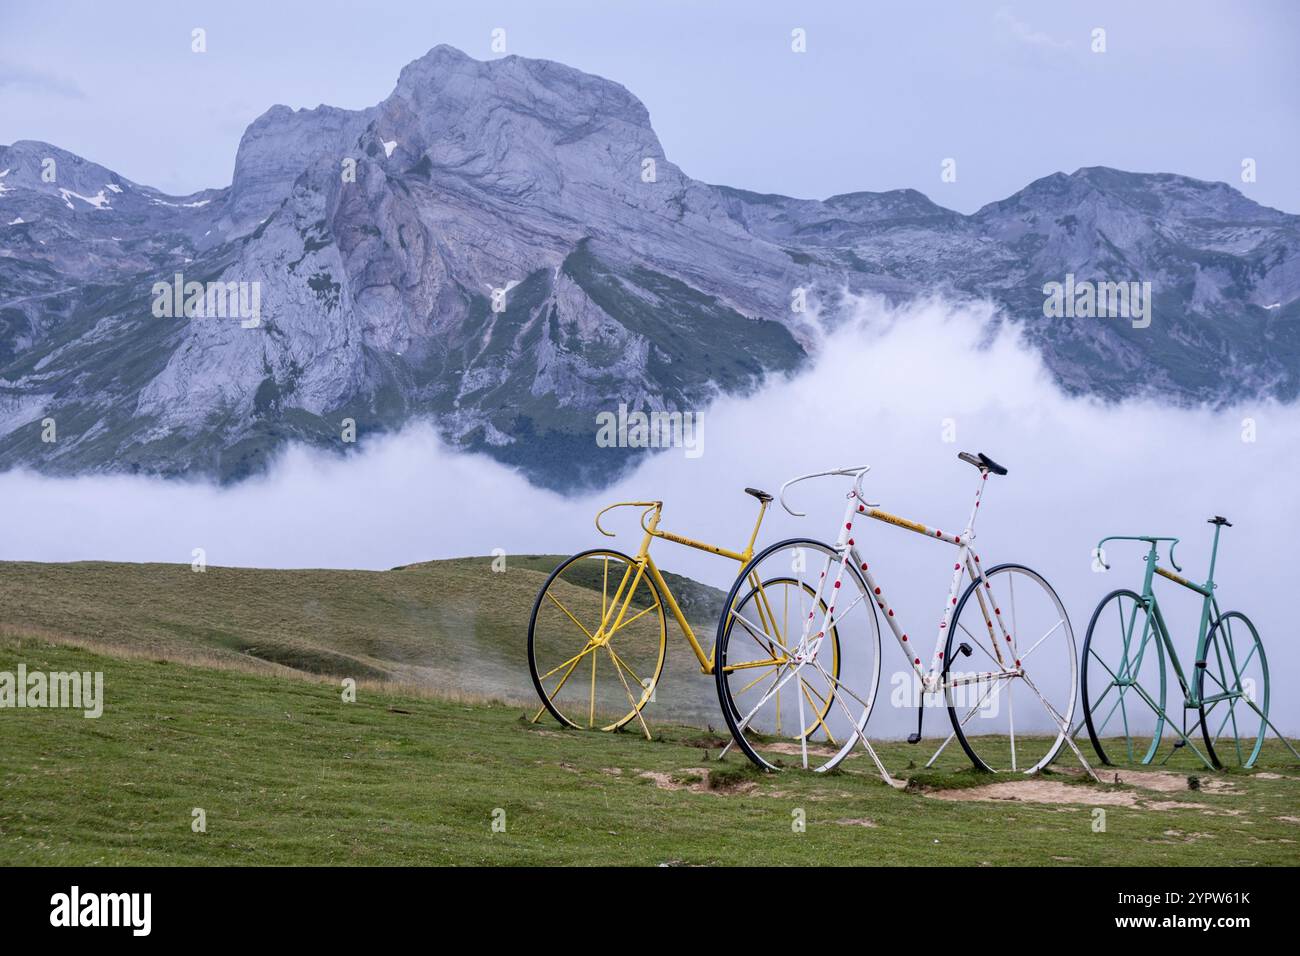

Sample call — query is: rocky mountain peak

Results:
[2,46,1297,488]
[390,45,655,132]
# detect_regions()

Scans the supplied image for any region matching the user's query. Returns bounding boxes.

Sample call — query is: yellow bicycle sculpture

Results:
[527,489,842,739]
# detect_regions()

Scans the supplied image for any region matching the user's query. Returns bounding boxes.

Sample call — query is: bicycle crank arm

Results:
[907,713,924,745]
[909,643,972,744]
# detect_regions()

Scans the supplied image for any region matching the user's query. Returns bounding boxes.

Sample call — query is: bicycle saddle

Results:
[957,451,1008,476]
[745,487,774,503]
[1207,516,1232,527]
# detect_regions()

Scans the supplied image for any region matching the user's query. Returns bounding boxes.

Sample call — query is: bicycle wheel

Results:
[528,549,667,731]
[716,538,880,772]
[1081,589,1167,765]
[720,577,840,747]
[943,563,1076,773]
[1196,611,1268,768]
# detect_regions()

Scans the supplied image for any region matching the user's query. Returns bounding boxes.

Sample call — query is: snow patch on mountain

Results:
[58,188,111,210]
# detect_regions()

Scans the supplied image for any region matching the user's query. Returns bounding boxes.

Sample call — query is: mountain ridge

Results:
[2,44,1297,488]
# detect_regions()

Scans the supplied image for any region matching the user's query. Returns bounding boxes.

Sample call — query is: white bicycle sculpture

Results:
[712,452,1097,783]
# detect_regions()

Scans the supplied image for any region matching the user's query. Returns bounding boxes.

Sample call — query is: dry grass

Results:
[0,624,528,709]
[0,555,729,726]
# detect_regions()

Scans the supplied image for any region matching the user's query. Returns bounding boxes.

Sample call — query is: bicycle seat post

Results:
[1205,516,1231,588]
[741,489,773,562]
[956,451,1007,541]
[965,469,986,539]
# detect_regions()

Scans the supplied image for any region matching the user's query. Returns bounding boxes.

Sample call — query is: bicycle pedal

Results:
[908,706,925,744]
[1194,660,1207,669]
[957,642,973,657]
[1173,739,1186,748]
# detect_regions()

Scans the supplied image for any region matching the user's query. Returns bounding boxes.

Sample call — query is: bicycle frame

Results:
[754,460,1097,780]
[1098,535,1219,709]
[1089,529,1298,767]
[767,464,1096,780]
[811,469,1018,695]
[593,498,768,674]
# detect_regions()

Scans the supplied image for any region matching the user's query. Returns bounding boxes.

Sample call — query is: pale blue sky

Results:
[1,0,1296,212]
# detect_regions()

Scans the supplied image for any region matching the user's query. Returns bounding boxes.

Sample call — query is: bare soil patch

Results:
[760,741,843,758]
[637,768,758,796]
[924,776,1249,813]
[925,780,1149,807]
[1059,767,1241,795]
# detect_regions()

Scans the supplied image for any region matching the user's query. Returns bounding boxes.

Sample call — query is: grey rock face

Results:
[0,45,1296,487]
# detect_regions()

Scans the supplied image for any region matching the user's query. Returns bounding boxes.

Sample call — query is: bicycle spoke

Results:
[1211,629,1232,693]
[953,673,1013,730]
[605,646,652,740]
[1120,678,1133,762]
[609,646,645,688]
[1210,698,1235,747]
[1088,645,1122,684]
[729,606,787,655]
[538,654,590,722]
[546,592,595,643]
[1239,696,1300,760]
[808,657,894,783]
[799,680,836,743]
[1096,682,1130,737]
[608,600,659,637]
[597,563,637,633]
[1008,675,1017,771]
[731,660,802,737]
[537,641,598,683]
[736,616,784,661]
[751,576,797,657]
[722,664,789,757]
[600,557,609,635]
[1130,615,1158,677]
[1127,678,1213,769]
[1228,699,1243,764]
[735,662,784,696]
[828,590,868,627]
[1202,660,1227,693]
[1019,671,1097,780]
[796,670,809,768]
[926,675,1009,767]
[958,620,1001,667]
[808,661,877,713]
[1019,618,1064,662]
[1089,677,1118,714]
[961,613,998,665]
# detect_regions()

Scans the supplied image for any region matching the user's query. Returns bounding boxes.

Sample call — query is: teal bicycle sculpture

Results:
[1080,517,1299,769]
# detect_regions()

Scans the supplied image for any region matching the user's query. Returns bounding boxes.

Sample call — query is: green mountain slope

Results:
[0,555,728,727]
